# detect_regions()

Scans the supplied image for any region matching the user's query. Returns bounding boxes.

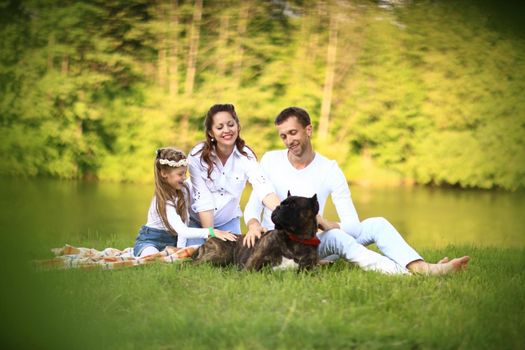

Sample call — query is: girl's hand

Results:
[213,229,237,242]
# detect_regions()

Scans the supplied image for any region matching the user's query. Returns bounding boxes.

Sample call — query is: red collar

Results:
[287,233,321,246]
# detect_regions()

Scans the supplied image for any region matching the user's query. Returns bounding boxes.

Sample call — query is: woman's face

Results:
[209,111,239,148]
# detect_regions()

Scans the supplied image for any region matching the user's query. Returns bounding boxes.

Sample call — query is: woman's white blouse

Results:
[188,143,274,227]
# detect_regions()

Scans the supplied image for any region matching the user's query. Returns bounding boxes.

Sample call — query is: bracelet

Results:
[208,227,216,238]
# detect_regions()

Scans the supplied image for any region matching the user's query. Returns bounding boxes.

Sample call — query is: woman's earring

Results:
[211,137,215,142]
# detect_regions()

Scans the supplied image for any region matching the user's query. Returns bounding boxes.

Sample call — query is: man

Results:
[243,107,469,275]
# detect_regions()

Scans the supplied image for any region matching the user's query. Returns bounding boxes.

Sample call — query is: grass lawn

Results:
[2,243,524,349]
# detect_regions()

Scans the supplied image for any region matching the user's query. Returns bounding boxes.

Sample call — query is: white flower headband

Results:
[158,158,188,167]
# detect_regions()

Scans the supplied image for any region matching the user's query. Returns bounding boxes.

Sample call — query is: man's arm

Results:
[242,153,272,247]
[243,189,265,247]
[244,150,278,210]
[317,215,340,231]
[329,161,361,233]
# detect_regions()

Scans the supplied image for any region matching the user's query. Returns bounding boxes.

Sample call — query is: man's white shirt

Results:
[244,149,360,232]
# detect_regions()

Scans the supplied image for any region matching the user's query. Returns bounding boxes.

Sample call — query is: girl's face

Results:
[161,166,187,190]
[209,111,239,148]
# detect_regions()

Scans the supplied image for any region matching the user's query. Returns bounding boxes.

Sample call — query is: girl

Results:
[133,147,236,257]
[187,104,281,246]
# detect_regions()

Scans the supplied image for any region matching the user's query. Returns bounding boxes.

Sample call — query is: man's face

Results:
[276,116,312,158]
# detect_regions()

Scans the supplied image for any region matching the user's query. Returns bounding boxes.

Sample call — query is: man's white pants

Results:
[317,217,423,275]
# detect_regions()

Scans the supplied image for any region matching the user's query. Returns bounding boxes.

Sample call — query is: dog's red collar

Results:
[287,233,321,246]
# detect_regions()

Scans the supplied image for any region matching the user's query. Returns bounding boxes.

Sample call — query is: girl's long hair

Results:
[192,104,254,178]
[154,147,189,236]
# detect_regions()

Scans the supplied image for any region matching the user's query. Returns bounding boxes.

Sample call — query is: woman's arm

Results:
[198,210,214,229]
[187,150,215,214]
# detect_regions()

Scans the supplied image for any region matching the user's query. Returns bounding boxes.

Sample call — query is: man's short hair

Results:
[275,107,311,127]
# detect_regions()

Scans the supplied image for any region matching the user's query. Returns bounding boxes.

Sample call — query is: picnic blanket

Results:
[34,244,198,270]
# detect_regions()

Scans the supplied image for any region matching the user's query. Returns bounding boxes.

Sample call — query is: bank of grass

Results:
[3,244,524,349]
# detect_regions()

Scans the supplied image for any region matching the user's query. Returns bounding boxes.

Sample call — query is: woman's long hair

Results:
[192,104,254,178]
[154,147,189,236]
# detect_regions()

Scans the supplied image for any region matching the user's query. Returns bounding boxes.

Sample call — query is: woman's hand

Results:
[213,229,237,242]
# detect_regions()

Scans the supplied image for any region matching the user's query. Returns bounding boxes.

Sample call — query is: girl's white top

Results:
[188,143,274,227]
[146,182,208,247]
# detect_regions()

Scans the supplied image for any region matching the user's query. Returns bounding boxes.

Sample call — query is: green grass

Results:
[3,243,525,350]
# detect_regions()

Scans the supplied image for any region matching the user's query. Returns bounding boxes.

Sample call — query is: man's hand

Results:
[317,214,327,231]
[243,221,266,248]
[317,214,340,232]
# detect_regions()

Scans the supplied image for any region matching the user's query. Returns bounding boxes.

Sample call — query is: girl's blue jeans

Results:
[133,225,177,257]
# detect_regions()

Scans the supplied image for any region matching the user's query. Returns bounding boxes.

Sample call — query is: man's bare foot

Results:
[407,256,470,275]
[437,257,449,264]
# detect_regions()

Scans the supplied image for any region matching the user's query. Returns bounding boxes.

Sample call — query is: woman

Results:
[186,104,281,246]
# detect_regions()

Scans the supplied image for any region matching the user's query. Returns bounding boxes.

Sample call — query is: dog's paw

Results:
[272,257,299,271]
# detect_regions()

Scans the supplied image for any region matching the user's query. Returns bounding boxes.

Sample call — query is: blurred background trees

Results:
[1,0,524,189]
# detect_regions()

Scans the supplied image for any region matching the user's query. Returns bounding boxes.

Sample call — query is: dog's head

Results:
[271,192,319,238]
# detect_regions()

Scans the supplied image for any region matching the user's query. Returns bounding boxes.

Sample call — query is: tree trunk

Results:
[61,55,69,76]
[233,2,249,88]
[295,5,316,85]
[47,34,55,71]
[318,11,338,141]
[217,13,230,79]
[184,0,203,96]
[307,1,324,65]
[168,0,179,97]
[157,4,167,90]
[158,45,167,89]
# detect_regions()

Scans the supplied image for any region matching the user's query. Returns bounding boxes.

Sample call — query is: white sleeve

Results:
[188,151,215,213]
[243,153,269,225]
[329,161,361,232]
[165,202,208,245]
[243,187,263,225]
[244,151,275,201]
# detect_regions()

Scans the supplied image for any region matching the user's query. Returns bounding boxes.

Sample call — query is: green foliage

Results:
[0,0,524,189]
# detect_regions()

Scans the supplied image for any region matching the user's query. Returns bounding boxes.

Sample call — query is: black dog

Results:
[192,193,320,271]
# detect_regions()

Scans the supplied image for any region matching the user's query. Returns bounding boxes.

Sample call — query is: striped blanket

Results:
[35,244,197,270]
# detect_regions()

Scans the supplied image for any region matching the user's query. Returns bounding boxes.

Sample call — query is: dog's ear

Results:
[287,190,291,198]
[311,194,319,214]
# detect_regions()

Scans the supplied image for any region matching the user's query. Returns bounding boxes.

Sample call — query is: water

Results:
[1,177,524,257]
[328,186,525,249]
